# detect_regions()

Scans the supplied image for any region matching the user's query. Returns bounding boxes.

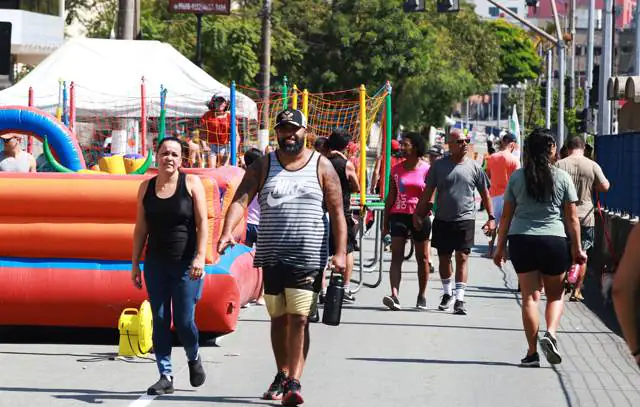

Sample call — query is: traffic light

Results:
[437,0,460,13]
[403,0,425,12]
[0,22,11,76]
[590,64,600,109]
[576,108,587,134]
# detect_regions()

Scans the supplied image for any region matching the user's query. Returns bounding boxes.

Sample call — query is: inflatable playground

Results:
[0,71,395,338]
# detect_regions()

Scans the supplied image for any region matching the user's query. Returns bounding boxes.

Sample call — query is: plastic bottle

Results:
[567,264,580,285]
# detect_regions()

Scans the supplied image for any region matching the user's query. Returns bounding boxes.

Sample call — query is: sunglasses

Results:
[455,139,471,145]
[2,137,15,142]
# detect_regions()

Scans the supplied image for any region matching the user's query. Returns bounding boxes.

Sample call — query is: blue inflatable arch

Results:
[0,106,86,171]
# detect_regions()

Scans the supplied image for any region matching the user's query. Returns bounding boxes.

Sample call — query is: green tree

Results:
[490,19,541,87]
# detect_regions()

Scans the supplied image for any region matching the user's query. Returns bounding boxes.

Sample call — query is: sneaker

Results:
[188,355,206,387]
[318,292,326,305]
[453,300,467,315]
[519,352,540,367]
[343,291,356,304]
[415,296,427,310]
[438,294,453,311]
[308,306,320,323]
[282,378,304,406]
[539,332,562,364]
[382,295,402,311]
[262,371,288,400]
[147,375,174,396]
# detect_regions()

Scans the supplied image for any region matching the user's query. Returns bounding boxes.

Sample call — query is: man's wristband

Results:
[488,215,496,221]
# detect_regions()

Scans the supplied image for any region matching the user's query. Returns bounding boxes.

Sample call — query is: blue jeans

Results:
[246,223,259,247]
[144,257,204,376]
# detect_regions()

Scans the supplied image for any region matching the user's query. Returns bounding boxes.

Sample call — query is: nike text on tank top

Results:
[253,151,329,269]
[0,151,31,172]
[143,172,197,264]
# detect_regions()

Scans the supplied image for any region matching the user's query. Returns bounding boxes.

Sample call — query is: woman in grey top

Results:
[493,129,587,367]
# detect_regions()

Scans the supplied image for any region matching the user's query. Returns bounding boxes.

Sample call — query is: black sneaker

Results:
[262,370,288,400]
[188,354,206,387]
[147,375,174,396]
[453,300,467,315]
[539,332,562,364]
[318,292,326,304]
[343,291,356,304]
[520,352,540,367]
[415,296,427,310]
[382,295,402,311]
[282,378,304,406]
[438,294,453,311]
[308,306,320,323]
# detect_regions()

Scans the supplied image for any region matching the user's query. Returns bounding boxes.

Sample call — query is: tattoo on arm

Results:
[231,156,265,206]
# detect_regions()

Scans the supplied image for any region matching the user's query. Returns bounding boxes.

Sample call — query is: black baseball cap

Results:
[502,131,517,143]
[428,144,444,156]
[275,109,307,129]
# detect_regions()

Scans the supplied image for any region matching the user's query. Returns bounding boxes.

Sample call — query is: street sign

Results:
[169,0,231,15]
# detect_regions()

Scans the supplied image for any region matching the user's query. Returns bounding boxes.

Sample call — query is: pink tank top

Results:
[390,161,430,215]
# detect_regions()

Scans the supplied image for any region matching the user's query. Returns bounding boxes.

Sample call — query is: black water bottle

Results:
[322,271,345,326]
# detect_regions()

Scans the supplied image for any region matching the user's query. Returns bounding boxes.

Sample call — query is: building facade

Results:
[0,0,64,66]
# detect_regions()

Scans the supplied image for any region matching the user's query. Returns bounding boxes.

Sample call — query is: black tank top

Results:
[328,154,351,215]
[143,172,197,263]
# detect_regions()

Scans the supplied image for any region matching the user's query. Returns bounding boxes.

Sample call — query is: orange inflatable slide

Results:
[0,169,261,334]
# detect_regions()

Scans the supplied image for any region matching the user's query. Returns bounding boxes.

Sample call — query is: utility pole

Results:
[585,0,595,109]
[195,14,203,67]
[598,0,613,135]
[497,84,502,130]
[546,49,553,129]
[134,0,141,39]
[117,0,135,40]
[569,0,576,108]
[550,0,566,147]
[259,0,272,151]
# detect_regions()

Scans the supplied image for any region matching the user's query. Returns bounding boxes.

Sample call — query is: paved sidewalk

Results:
[0,220,639,406]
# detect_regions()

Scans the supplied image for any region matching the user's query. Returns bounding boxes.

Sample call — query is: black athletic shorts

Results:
[262,261,324,295]
[330,215,357,255]
[388,213,431,242]
[508,234,571,276]
[431,219,475,256]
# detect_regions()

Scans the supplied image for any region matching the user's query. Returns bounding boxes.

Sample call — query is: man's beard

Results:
[277,137,304,154]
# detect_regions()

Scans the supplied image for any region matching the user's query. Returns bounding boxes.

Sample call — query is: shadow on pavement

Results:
[347,356,530,368]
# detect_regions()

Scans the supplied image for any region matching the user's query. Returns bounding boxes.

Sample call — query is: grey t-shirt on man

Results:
[426,157,490,222]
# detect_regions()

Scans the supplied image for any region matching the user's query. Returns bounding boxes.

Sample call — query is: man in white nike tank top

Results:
[0,133,36,173]
[219,109,347,405]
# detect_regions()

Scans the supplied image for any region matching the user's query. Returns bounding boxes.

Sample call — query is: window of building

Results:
[489,7,500,17]
[508,7,518,14]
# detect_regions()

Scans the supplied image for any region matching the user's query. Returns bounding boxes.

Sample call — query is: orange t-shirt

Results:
[486,150,520,197]
[200,111,231,145]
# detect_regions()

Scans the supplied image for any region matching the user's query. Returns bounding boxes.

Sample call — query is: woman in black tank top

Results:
[131,137,209,395]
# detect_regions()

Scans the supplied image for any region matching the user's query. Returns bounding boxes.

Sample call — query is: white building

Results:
[467,0,529,24]
[0,0,65,66]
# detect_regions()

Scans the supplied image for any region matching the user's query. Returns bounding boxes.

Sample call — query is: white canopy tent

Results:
[0,38,258,120]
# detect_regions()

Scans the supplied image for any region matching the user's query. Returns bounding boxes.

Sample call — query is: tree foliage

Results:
[66,0,540,131]
[490,19,541,87]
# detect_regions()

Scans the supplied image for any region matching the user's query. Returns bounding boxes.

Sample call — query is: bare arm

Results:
[345,160,360,193]
[563,201,583,254]
[414,185,435,218]
[29,155,37,172]
[132,180,150,267]
[319,157,348,258]
[495,200,515,253]
[480,187,494,219]
[613,224,640,359]
[384,176,398,232]
[594,163,610,192]
[370,157,381,194]
[219,156,266,242]
[187,174,209,263]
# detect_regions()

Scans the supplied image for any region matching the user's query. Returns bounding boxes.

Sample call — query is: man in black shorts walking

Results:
[218,109,347,405]
[414,131,495,315]
[326,127,360,303]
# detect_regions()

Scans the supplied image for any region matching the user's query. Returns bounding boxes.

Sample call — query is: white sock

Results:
[344,284,350,293]
[442,279,452,296]
[455,282,467,302]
